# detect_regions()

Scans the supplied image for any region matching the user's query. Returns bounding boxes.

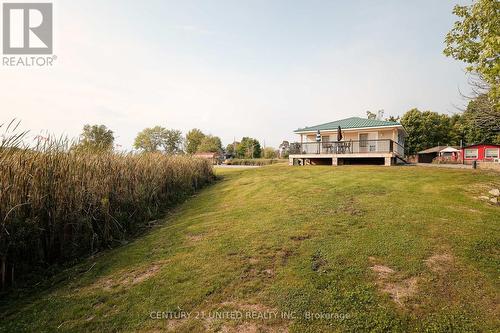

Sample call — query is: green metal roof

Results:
[294,117,402,132]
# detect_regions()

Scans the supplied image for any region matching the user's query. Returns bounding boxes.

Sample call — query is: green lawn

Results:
[1,165,499,332]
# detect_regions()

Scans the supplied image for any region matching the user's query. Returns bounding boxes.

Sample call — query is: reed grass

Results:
[0,122,214,288]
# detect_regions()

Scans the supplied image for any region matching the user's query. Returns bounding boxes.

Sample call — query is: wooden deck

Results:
[289,139,406,166]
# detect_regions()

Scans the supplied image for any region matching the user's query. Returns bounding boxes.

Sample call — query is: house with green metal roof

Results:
[290,117,407,166]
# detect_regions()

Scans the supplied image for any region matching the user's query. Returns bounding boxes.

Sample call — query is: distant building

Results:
[417,146,460,163]
[193,152,222,165]
[461,144,500,163]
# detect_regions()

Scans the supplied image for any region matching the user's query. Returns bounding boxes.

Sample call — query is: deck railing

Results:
[293,139,405,156]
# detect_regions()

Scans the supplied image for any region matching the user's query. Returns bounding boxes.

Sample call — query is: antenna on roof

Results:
[377,109,384,120]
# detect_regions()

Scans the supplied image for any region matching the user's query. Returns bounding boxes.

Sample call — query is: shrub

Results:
[262,147,278,159]
[432,156,463,164]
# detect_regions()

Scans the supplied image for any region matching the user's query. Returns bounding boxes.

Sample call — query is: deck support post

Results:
[332,157,338,166]
[384,157,392,166]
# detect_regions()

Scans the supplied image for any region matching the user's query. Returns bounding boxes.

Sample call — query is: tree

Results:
[386,115,400,122]
[185,129,205,154]
[226,142,238,156]
[460,94,500,144]
[236,137,261,158]
[279,140,290,158]
[400,109,424,155]
[444,0,500,106]
[134,126,166,152]
[400,103,499,155]
[75,124,114,152]
[134,126,183,153]
[448,113,466,145]
[288,142,301,155]
[163,129,184,154]
[263,147,277,159]
[400,109,454,155]
[197,135,222,153]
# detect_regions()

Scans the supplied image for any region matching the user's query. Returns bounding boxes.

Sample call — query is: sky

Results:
[1,0,473,149]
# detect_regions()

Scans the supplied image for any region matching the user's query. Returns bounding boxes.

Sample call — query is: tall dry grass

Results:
[0,122,214,288]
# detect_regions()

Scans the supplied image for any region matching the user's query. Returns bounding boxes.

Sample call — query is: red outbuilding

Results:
[461,144,500,163]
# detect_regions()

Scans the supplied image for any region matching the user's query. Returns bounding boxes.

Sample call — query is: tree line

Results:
[73,125,279,159]
[398,96,498,155]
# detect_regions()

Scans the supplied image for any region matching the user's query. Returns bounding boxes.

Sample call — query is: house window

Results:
[398,131,405,145]
[464,149,478,159]
[321,136,330,149]
[485,148,499,159]
[359,133,368,147]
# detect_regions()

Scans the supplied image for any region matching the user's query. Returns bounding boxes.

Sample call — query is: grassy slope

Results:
[1,165,499,332]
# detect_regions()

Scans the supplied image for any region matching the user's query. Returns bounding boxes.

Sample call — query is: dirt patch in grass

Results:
[220,301,276,313]
[88,262,164,291]
[252,247,295,266]
[424,253,454,273]
[161,302,280,332]
[221,323,259,333]
[278,248,295,264]
[209,300,288,333]
[237,247,296,282]
[131,264,162,284]
[311,252,328,272]
[241,267,258,279]
[370,263,418,307]
[334,197,363,216]
[262,269,275,277]
[371,265,395,276]
[166,319,186,331]
[186,234,205,243]
[221,323,289,333]
[449,205,483,214]
[382,277,419,307]
[290,234,311,241]
[242,267,275,279]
